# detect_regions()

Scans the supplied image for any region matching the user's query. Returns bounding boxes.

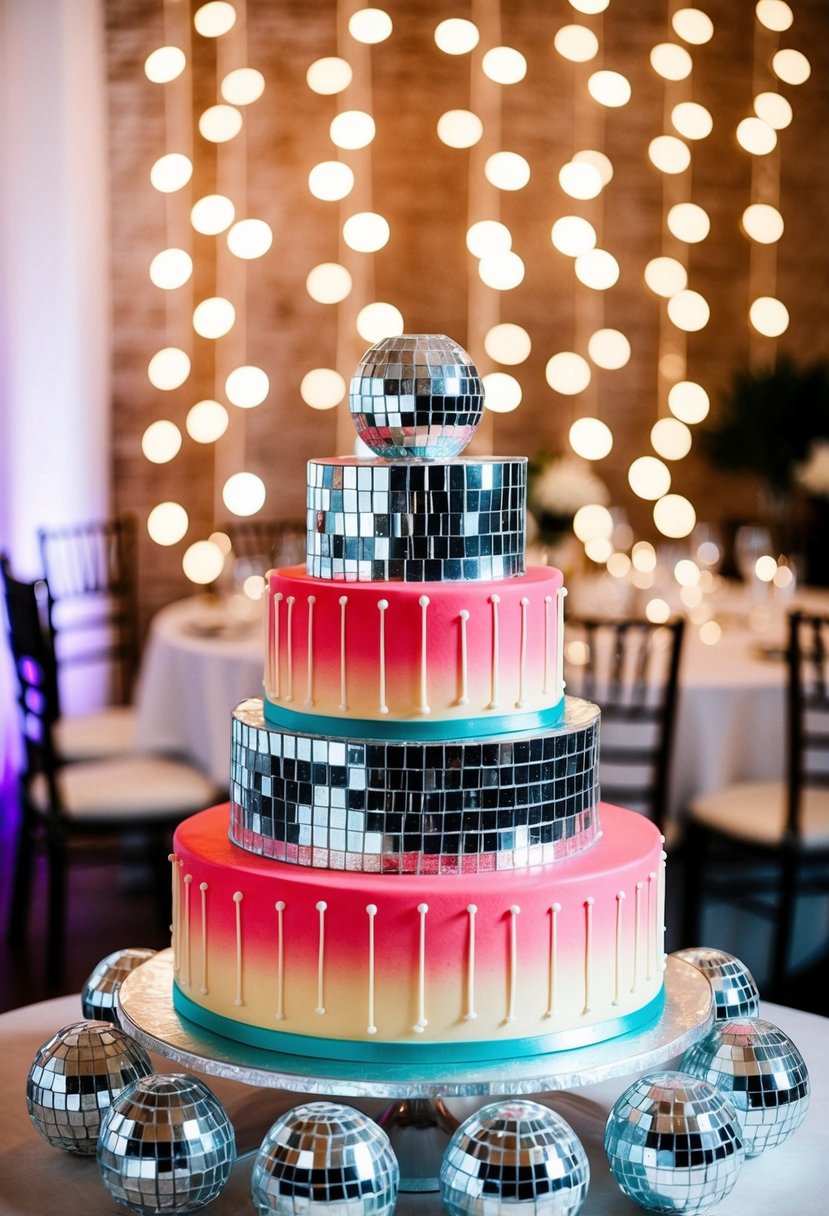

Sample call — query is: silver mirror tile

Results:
[306,457,526,581]
[229,698,600,873]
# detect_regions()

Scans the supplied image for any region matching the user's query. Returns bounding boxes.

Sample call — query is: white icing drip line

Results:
[489,594,501,709]
[632,881,643,993]
[263,588,273,697]
[546,902,561,1018]
[465,904,477,1021]
[366,904,378,1035]
[285,597,295,702]
[233,891,243,1006]
[271,593,283,699]
[315,900,327,1014]
[584,897,594,1014]
[507,905,520,1023]
[658,849,668,972]
[458,610,470,706]
[613,891,626,1006]
[304,596,316,707]
[377,600,389,715]
[516,598,529,708]
[418,596,431,714]
[168,853,178,972]
[338,596,348,711]
[414,903,428,1033]
[555,587,568,702]
[646,871,656,982]
[199,882,208,995]
[183,874,192,989]
[543,596,552,696]
[275,900,285,1020]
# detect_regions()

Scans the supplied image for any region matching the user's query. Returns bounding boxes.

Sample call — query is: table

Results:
[133,585,829,810]
[0,991,824,1214]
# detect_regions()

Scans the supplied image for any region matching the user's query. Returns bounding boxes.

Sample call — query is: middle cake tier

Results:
[231,696,600,872]
[263,565,566,738]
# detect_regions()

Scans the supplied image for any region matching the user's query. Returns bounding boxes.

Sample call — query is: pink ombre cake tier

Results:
[262,565,566,734]
[170,803,666,1063]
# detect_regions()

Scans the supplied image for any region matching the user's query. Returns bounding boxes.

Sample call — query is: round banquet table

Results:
[0,992,824,1215]
[133,585,829,811]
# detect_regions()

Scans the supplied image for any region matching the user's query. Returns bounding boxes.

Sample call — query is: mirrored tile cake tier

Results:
[306,456,526,581]
[229,697,600,873]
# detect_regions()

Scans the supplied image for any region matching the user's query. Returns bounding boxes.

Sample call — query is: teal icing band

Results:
[172,983,665,1065]
[261,700,566,741]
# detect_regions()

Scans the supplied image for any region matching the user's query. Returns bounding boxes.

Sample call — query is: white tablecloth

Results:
[0,992,824,1215]
[134,587,829,810]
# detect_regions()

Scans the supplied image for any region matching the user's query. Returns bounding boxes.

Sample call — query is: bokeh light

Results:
[546,352,591,395]
[186,399,229,443]
[570,417,613,459]
[484,323,531,364]
[482,46,527,84]
[587,329,631,369]
[672,8,714,44]
[147,502,188,546]
[741,203,784,243]
[148,347,190,390]
[300,368,346,410]
[756,1,793,33]
[306,57,353,95]
[667,289,710,331]
[221,67,265,105]
[142,420,182,464]
[772,49,810,85]
[191,194,235,234]
[330,110,376,149]
[651,417,692,460]
[667,202,710,243]
[149,248,192,289]
[587,71,632,107]
[223,472,266,516]
[644,256,687,297]
[648,135,691,173]
[478,250,524,290]
[437,110,483,148]
[227,218,273,259]
[575,249,620,290]
[754,92,792,129]
[736,117,777,155]
[306,262,353,304]
[668,381,710,424]
[198,104,242,143]
[573,503,614,542]
[145,46,186,84]
[356,302,404,342]
[182,539,225,584]
[485,151,531,191]
[650,43,693,80]
[342,212,390,252]
[466,220,512,257]
[629,456,671,500]
[554,25,599,62]
[349,7,392,44]
[193,296,235,339]
[749,296,790,336]
[551,216,596,257]
[559,160,603,200]
[671,101,713,140]
[193,2,236,37]
[225,365,269,408]
[573,149,613,186]
[483,372,522,413]
[150,153,192,193]
[434,18,479,54]
[308,161,355,201]
[654,494,697,538]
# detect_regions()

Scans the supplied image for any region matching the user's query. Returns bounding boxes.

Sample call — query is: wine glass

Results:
[733,525,774,584]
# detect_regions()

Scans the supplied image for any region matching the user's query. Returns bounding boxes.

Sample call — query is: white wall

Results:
[0,0,111,769]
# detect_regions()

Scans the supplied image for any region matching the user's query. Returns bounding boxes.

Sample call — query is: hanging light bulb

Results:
[192,296,235,339]
[667,203,710,242]
[342,212,390,252]
[478,250,524,290]
[551,216,597,257]
[554,25,599,62]
[191,194,235,234]
[651,417,692,460]
[668,381,710,424]
[199,104,242,142]
[227,219,273,259]
[741,203,784,243]
[148,347,190,390]
[148,501,189,546]
[644,256,687,297]
[145,46,186,84]
[306,262,353,304]
[349,7,393,44]
[482,46,527,84]
[587,71,632,107]
[301,368,346,410]
[150,153,192,193]
[466,220,512,256]
[667,290,710,331]
[225,365,269,408]
[182,539,225,584]
[193,2,236,38]
[149,248,193,289]
[434,18,479,55]
[485,152,531,190]
[308,161,355,201]
[575,249,619,290]
[223,472,266,516]
[437,110,483,148]
[483,372,522,413]
[546,352,591,395]
[569,417,613,459]
[587,329,631,369]
[650,43,693,81]
[186,399,229,443]
[671,8,714,45]
[628,456,671,500]
[221,67,265,105]
[142,420,182,463]
[306,57,352,95]
[671,101,713,140]
[749,296,789,336]
[653,494,696,538]
[356,302,404,342]
[330,110,376,150]
[484,324,531,364]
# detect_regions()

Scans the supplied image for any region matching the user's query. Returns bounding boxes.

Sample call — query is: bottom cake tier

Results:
[170,803,666,1064]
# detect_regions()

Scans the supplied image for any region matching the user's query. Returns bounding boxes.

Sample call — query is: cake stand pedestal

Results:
[119,950,713,1193]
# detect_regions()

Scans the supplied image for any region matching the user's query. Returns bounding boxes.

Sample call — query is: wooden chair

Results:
[224,518,306,568]
[564,615,685,836]
[681,610,829,998]
[1,555,220,987]
[38,515,139,760]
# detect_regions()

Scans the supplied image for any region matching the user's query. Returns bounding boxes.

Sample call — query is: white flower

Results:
[532,456,609,516]
[796,440,829,498]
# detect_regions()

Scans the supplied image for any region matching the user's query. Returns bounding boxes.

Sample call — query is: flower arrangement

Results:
[796,441,829,499]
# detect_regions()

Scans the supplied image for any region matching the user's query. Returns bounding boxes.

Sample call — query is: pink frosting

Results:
[263,565,565,723]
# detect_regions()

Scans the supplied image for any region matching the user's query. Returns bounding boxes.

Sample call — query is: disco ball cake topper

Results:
[349,333,484,459]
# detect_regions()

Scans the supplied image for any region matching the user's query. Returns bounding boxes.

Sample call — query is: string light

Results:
[306,263,352,304]
[300,368,346,410]
[484,324,531,364]
[434,18,479,55]
[483,372,522,413]
[147,502,189,546]
[306,57,352,94]
[437,110,483,148]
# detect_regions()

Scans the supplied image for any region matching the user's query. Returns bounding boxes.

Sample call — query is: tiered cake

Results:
[170,335,666,1064]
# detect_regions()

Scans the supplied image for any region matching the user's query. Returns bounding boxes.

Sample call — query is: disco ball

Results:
[27,1020,153,1155]
[349,334,484,459]
[81,947,157,1023]
[252,1101,399,1216]
[604,1071,745,1214]
[680,1017,810,1157]
[440,1099,590,1216]
[97,1072,236,1214]
[673,947,760,1020]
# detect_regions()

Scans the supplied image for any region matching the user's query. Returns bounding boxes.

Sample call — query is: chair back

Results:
[0,556,61,794]
[224,518,306,569]
[787,611,829,836]
[38,514,138,706]
[564,615,685,831]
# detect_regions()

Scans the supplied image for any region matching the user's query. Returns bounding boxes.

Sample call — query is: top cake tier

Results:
[306,455,527,582]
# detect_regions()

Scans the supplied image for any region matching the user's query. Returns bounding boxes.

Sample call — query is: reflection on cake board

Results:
[119,949,713,1191]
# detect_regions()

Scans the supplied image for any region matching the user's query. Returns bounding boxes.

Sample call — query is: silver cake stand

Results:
[119,949,713,1192]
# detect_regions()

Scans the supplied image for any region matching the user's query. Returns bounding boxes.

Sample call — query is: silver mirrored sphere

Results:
[81,947,157,1023]
[440,1099,590,1216]
[349,334,484,459]
[673,947,760,1020]
[604,1071,745,1214]
[27,1020,153,1155]
[252,1101,399,1216]
[680,1017,810,1157]
[97,1072,236,1214]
